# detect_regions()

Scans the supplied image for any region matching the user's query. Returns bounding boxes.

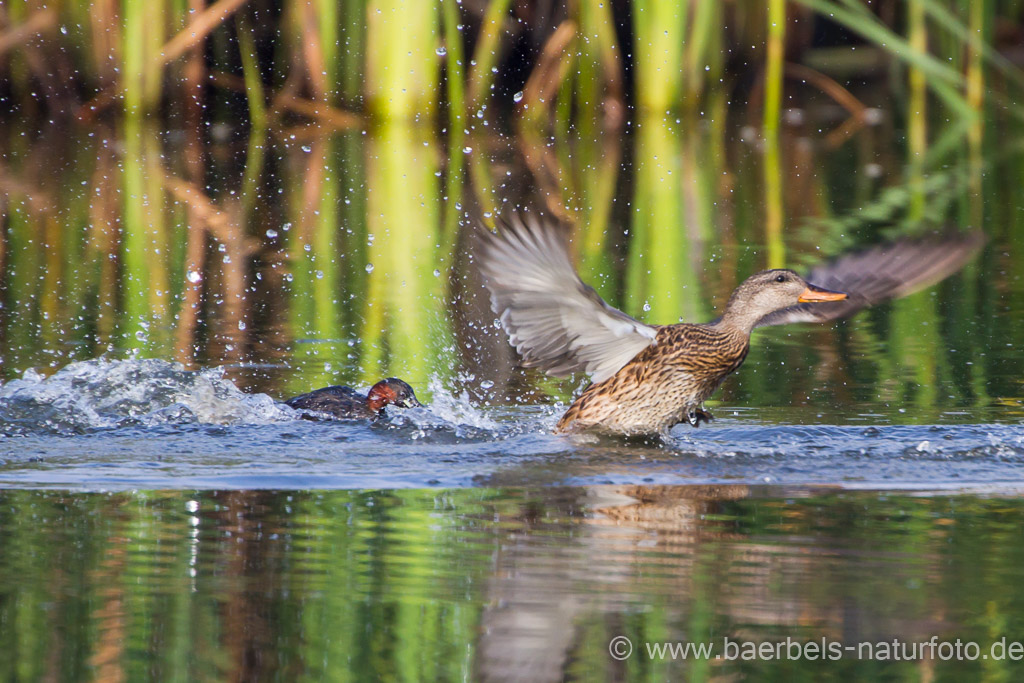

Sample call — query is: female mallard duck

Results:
[285,378,421,420]
[478,214,982,436]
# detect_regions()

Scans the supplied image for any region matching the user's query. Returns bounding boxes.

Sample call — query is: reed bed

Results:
[0,0,1020,408]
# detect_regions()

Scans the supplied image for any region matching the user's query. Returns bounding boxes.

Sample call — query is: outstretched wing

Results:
[477,213,657,383]
[755,230,984,328]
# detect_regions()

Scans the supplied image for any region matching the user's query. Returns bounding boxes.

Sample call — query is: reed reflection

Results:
[0,487,1019,681]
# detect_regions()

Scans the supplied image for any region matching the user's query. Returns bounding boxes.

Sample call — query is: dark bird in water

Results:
[478,214,983,436]
[285,378,422,420]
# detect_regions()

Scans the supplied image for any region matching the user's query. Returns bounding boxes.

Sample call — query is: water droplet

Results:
[365,263,375,273]
[433,269,441,277]
[238,321,247,331]
[301,145,312,153]
[463,146,472,154]
[265,229,278,238]
[187,270,202,283]
[643,302,651,312]
[436,46,447,56]
[480,380,494,389]
[513,90,524,103]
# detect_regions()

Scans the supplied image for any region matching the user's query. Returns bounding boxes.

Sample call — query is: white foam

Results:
[381,376,504,439]
[0,359,293,434]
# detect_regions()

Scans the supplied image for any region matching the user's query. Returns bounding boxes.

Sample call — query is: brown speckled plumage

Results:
[477,214,983,436]
[555,325,749,434]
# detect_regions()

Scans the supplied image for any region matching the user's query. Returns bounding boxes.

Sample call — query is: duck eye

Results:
[775,274,786,283]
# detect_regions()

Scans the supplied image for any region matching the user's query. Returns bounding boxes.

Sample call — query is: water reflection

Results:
[1,486,1022,680]
[0,86,1018,423]
[364,121,445,382]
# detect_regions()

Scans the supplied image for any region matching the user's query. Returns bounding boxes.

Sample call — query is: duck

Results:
[477,213,983,436]
[285,378,422,420]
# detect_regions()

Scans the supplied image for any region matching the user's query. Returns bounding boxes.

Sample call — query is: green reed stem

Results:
[340,0,366,102]
[925,0,1023,89]
[466,0,513,115]
[237,18,266,220]
[366,0,440,122]
[364,122,443,387]
[237,19,267,132]
[967,0,986,229]
[441,0,466,271]
[763,0,786,268]
[628,118,701,323]
[907,0,928,222]
[633,1,685,114]
[315,0,340,102]
[685,0,719,102]
[121,0,166,114]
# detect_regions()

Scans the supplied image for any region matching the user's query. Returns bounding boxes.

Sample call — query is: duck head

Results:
[717,269,847,334]
[366,378,423,413]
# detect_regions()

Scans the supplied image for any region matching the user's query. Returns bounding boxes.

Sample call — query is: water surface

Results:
[3,486,1024,681]
[1,358,1022,491]
[2,22,1024,680]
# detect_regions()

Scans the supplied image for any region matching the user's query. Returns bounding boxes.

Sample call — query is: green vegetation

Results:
[0,0,1022,412]
[4,5,1024,680]
[0,488,1022,680]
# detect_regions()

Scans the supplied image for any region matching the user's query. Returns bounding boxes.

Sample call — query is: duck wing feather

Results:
[754,230,984,328]
[477,214,657,383]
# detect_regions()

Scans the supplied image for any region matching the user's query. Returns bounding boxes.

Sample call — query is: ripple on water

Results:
[0,360,1023,491]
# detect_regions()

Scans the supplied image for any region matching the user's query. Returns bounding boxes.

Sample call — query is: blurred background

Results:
[0,0,1021,417]
[6,4,1024,681]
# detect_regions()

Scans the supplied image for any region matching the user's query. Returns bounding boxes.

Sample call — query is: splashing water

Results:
[0,360,1022,491]
[422,376,503,430]
[380,376,562,441]
[0,359,551,439]
[0,359,293,435]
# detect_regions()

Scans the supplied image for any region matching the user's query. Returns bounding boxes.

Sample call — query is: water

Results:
[3,56,1024,680]
[3,486,1024,680]
[2,359,1022,491]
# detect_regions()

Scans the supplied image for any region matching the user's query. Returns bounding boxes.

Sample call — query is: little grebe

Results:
[285,378,421,419]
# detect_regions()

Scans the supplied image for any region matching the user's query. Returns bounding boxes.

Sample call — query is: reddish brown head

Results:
[366,378,423,414]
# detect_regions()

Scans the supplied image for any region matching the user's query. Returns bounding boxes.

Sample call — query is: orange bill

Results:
[798,284,848,303]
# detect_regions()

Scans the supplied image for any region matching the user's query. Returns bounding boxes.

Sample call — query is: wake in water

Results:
[0,359,293,435]
[1,360,1023,491]
[0,359,558,438]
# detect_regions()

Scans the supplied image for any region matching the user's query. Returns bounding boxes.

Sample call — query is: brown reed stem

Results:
[158,0,249,65]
